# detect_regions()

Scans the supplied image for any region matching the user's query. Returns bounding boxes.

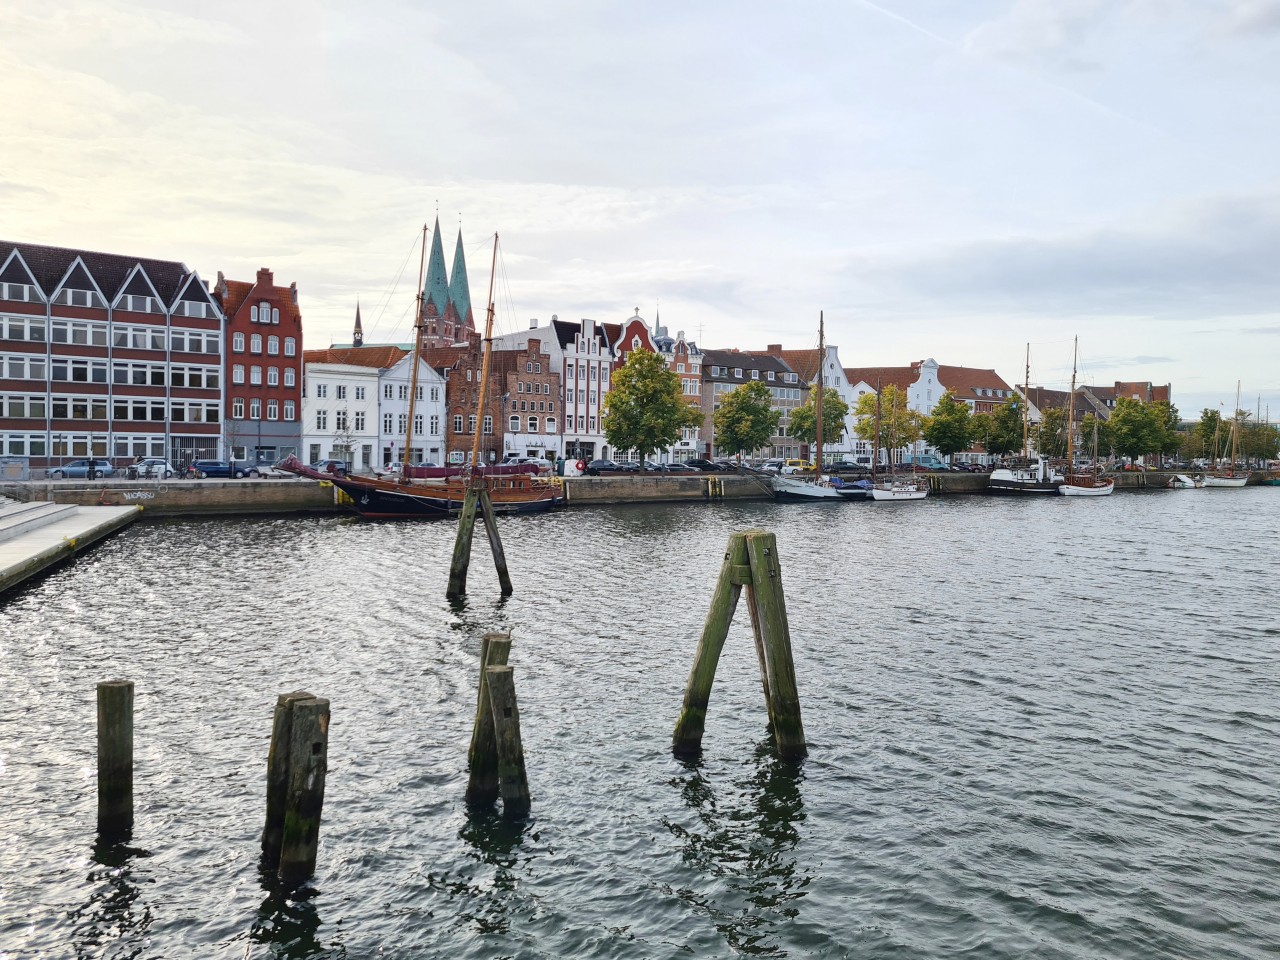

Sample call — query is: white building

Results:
[301,360,381,470]
[378,353,447,467]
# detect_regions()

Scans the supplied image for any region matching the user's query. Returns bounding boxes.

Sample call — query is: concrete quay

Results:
[0,498,141,595]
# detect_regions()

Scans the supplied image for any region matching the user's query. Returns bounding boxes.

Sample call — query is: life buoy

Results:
[576,460,586,472]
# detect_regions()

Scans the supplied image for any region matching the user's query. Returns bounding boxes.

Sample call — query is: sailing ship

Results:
[771,312,848,502]
[1059,338,1114,497]
[1203,381,1248,488]
[868,381,928,502]
[280,227,563,518]
[987,344,1063,495]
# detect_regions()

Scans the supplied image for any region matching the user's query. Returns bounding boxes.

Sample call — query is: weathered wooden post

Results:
[261,692,330,884]
[97,680,134,837]
[478,489,513,595]
[672,529,807,760]
[466,632,512,807]
[446,488,480,599]
[485,665,531,818]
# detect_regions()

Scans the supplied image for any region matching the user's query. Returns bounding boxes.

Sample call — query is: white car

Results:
[127,458,178,479]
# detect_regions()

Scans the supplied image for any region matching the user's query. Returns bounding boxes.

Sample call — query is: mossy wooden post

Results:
[466,632,512,807]
[96,680,134,838]
[278,696,330,885]
[446,487,481,599]
[485,665,531,818]
[477,489,513,595]
[744,531,807,760]
[262,690,313,869]
[672,533,750,758]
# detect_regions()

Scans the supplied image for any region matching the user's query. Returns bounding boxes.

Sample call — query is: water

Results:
[1,491,1278,959]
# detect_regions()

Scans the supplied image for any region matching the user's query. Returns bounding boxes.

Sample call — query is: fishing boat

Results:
[987,344,1062,496]
[1166,474,1204,489]
[867,381,928,502]
[1203,382,1248,488]
[772,312,847,503]
[280,227,563,518]
[1059,338,1114,497]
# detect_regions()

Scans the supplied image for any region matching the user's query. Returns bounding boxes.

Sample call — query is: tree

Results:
[602,349,701,463]
[983,399,1025,458]
[787,386,849,451]
[851,385,923,459]
[1079,413,1111,460]
[1034,407,1070,459]
[714,381,780,459]
[1107,397,1165,462]
[1151,401,1182,457]
[922,391,973,460]
[1194,408,1223,461]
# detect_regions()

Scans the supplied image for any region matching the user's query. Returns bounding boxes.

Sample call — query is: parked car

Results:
[759,459,785,474]
[49,458,114,479]
[127,458,177,479]
[664,462,698,473]
[684,459,721,472]
[310,459,350,477]
[191,459,262,479]
[780,459,816,475]
[585,459,628,476]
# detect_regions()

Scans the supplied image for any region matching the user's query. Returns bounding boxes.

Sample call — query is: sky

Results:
[5,0,1280,419]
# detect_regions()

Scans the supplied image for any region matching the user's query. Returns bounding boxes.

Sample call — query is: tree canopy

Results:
[1107,397,1178,462]
[601,349,701,462]
[714,381,780,458]
[921,391,973,459]
[980,400,1025,458]
[852,385,923,456]
[1035,407,1070,459]
[787,386,849,450]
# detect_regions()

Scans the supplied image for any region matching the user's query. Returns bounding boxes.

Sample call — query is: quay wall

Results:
[563,474,773,504]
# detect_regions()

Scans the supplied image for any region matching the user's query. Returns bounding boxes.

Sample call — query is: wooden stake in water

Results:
[97,680,134,837]
[672,530,807,760]
[485,665,531,818]
[261,691,330,884]
[466,632,512,807]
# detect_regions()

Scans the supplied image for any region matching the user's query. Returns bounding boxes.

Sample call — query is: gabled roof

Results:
[419,344,471,372]
[1,240,191,303]
[216,278,254,319]
[760,349,821,382]
[702,349,795,380]
[303,345,407,368]
[842,366,916,393]
[935,365,1015,401]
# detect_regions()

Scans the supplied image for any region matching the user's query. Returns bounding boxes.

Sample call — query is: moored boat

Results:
[870,478,928,501]
[1057,337,1113,497]
[988,457,1063,495]
[1166,473,1204,489]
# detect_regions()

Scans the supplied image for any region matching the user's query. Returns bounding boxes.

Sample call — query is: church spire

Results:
[353,299,363,347]
[447,229,474,332]
[422,217,450,321]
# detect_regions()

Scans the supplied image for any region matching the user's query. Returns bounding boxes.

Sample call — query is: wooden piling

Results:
[277,696,330,885]
[672,533,748,757]
[466,632,512,807]
[477,489,513,595]
[744,532,807,759]
[446,487,480,599]
[262,690,313,868]
[96,680,134,837]
[485,665,531,818]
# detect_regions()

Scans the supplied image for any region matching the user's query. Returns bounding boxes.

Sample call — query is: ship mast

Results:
[1067,336,1078,473]
[401,224,429,474]
[814,311,824,474]
[1022,343,1031,460]
[468,233,500,470]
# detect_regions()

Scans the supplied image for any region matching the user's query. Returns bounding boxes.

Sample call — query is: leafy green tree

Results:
[1079,413,1111,460]
[1034,406,1070,459]
[713,381,780,459]
[851,385,923,457]
[1151,401,1182,457]
[922,391,973,460]
[982,399,1025,458]
[1194,408,1223,461]
[788,386,849,451]
[602,349,701,463]
[1108,397,1167,462]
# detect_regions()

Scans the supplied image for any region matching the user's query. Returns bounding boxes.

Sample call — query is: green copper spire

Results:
[448,230,473,329]
[422,217,450,318]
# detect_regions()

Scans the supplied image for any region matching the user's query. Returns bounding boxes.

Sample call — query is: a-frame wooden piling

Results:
[673,529,807,760]
[446,484,514,600]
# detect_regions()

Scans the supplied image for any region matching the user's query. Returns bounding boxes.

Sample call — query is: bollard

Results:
[466,633,512,807]
[485,665,531,818]
[97,680,134,838]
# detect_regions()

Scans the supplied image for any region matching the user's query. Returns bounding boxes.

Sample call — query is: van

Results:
[901,454,946,471]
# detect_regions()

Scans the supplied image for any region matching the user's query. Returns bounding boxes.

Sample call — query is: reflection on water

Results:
[450,810,534,936]
[249,875,342,960]
[69,838,153,960]
[668,742,810,956]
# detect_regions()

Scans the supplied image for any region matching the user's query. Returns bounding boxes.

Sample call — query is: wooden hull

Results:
[1059,477,1114,497]
[1203,475,1247,488]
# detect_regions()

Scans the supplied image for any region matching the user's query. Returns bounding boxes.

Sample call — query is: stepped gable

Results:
[842,365,915,392]
[2,240,191,302]
[447,231,474,330]
[303,345,407,368]
[422,219,450,320]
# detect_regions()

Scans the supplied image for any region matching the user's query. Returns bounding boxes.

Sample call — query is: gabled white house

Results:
[378,354,447,467]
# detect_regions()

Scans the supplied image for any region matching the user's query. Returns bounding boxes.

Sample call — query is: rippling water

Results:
[1,490,1278,959]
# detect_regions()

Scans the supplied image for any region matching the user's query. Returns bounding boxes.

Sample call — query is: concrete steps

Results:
[0,501,80,542]
[0,499,142,595]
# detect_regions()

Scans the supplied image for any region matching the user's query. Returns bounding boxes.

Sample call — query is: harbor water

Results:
[1,490,1277,958]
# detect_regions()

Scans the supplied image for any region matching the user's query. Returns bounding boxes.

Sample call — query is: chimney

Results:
[290,281,298,304]
[529,318,539,329]
[766,344,782,355]
[256,267,273,287]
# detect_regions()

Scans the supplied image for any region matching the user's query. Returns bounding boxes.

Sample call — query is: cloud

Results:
[1223,0,1280,34]
[963,0,1111,66]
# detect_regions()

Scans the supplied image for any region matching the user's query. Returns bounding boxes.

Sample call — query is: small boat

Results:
[1203,381,1248,488]
[835,478,874,501]
[867,385,927,502]
[987,345,1062,496]
[1058,338,1113,497]
[1166,474,1204,489]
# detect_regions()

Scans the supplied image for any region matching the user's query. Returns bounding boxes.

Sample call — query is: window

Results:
[267,367,279,386]
[414,413,424,435]
[509,416,520,432]
[517,382,524,394]
[528,416,539,432]
[429,415,439,433]
[232,398,245,419]
[383,384,393,399]
[232,332,245,352]
[383,413,393,433]
[734,368,742,378]
[317,410,328,430]
[751,370,759,380]
[430,386,439,402]
[232,364,245,384]
[267,400,278,420]
[453,415,463,433]
[466,369,473,381]
[677,363,685,373]
[249,399,262,419]
[546,417,556,433]
[335,410,348,431]
[526,361,532,373]
[250,366,262,385]
[468,415,476,434]
[284,400,295,420]
[316,384,327,398]
[272,307,280,324]
[268,336,279,355]
[355,411,365,431]
[483,415,493,435]
[284,337,296,357]
[284,368,295,387]
[250,334,262,353]
[336,385,347,400]
[767,371,774,381]
[355,386,365,401]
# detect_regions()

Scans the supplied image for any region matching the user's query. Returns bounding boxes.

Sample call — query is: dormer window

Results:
[767,371,775,381]
[751,370,759,380]
[734,368,742,379]
[632,336,641,349]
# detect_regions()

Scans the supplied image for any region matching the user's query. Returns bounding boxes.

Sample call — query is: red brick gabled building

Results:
[214,268,304,464]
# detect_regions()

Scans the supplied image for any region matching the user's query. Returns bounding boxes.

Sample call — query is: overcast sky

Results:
[6,0,1279,418]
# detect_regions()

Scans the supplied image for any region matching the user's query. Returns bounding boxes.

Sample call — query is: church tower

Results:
[353,299,364,347]
[420,217,452,346]
[447,230,475,335]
